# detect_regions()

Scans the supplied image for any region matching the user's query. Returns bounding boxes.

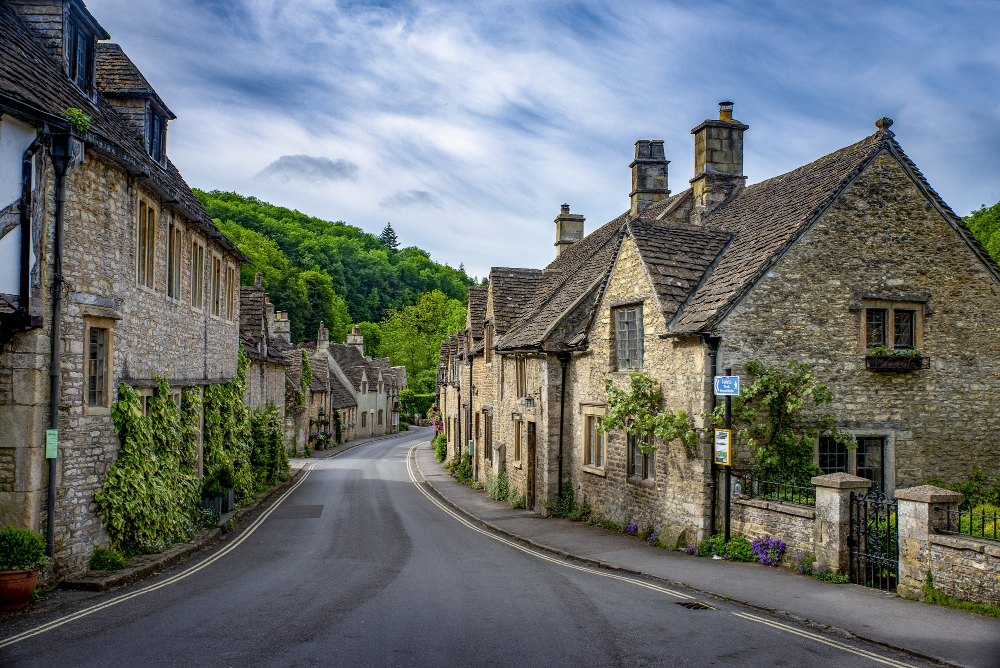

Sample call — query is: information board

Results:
[714,429,731,466]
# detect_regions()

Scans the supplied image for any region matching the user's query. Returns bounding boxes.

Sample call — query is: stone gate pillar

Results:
[895,485,964,599]
[812,473,871,573]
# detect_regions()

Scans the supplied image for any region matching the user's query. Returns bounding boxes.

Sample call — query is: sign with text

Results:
[714,376,740,396]
[45,429,58,459]
[714,429,732,466]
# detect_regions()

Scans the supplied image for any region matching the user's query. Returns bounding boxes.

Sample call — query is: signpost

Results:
[714,370,738,542]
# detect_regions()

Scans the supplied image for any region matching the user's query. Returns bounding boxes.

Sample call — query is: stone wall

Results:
[244,358,286,417]
[716,153,1000,493]
[928,535,1000,607]
[730,497,815,564]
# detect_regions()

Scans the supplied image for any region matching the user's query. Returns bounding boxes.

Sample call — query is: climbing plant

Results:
[704,359,850,485]
[203,348,254,502]
[249,403,290,486]
[95,379,200,555]
[597,370,697,454]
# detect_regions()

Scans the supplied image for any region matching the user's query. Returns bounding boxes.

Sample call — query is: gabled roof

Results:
[95,43,175,118]
[327,371,357,409]
[466,286,487,340]
[0,2,248,263]
[489,267,547,335]
[239,285,265,340]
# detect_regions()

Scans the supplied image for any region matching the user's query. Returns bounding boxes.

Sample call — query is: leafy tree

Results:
[356,321,382,358]
[379,222,400,249]
[965,201,1000,260]
[374,290,466,392]
[597,370,697,453]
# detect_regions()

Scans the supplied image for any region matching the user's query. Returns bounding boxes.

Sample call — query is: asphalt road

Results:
[0,431,937,667]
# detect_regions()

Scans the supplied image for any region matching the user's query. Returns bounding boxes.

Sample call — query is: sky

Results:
[87,0,1000,279]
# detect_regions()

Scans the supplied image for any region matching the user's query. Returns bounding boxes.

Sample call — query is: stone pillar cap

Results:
[811,472,871,489]
[895,485,965,504]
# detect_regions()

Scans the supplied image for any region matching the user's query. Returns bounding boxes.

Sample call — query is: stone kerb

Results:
[895,484,964,600]
[811,473,871,574]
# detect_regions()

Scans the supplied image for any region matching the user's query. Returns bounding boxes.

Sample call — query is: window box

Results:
[865,355,930,371]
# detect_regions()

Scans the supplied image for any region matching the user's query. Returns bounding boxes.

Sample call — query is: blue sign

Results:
[714,376,740,396]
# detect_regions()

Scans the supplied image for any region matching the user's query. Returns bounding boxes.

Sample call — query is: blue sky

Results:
[89,0,1000,279]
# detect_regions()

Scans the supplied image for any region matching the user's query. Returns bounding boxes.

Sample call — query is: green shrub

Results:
[509,490,526,509]
[695,537,715,557]
[89,545,127,571]
[249,403,290,488]
[486,469,510,502]
[451,454,473,485]
[567,502,592,522]
[811,562,850,583]
[434,433,448,463]
[0,526,51,571]
[724,535,756,562]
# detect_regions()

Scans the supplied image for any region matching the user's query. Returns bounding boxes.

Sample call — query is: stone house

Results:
[329,326,405,437]
[293,325,358,450]
[444,102,1000,540]
[0,0,249,576]
[239,275,292,416]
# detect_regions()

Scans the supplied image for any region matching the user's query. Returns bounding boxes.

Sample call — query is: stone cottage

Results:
[240,275,292,415]
[0,0,249,576]
[443,102,1000,540]
[329,326,406,438]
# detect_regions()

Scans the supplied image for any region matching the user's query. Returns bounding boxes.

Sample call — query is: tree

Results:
[379,222,400,249]
[965,201,1000,260]
[376,290,466,392]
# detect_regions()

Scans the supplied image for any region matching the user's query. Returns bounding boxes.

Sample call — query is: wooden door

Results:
[526,422,536,510]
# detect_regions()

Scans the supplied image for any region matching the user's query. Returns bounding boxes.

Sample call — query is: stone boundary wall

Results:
[730,496,815,565]
[927,534,1000,607]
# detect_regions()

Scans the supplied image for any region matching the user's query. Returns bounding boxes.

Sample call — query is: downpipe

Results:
[556,352,570,500]
[706,336,720,537]
[47,135,70,558]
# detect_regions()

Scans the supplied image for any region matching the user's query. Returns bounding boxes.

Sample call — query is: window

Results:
[627,433,654,480]
[818,437,847,474]
[484,323,493,363]
[475,413,480,439]
[87,327,108,407]
[148,110,166,162]
[167,224,182,300]
[857,437,885,493]
[66,16,92,92]
[361,412,367,428]
[894,310,915,349]
[378,381,383,394]
[378,409,383,425]
[211,255,221,316]
[584,415,605,468]
[615,306,644,370]
[137,203,155,289]
[514,419,522,462]
[866,309,886,347]
[515,356,527,398]
[362,381,367,395]
[226,265,236,320]
[190,240,204,309]
[484,413,492,461]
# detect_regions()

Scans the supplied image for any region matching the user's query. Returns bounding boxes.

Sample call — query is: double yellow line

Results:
[406,443,917,668]
[0,464,314,649]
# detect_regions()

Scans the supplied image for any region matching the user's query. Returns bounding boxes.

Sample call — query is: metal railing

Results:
[937,505,999,542]
[741,474,816,507]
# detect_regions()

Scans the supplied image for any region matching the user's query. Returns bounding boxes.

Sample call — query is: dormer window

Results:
[66,15,93,93]
[148,109,166,162]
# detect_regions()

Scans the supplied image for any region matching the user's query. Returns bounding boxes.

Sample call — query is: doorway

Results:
[526,422,536,511]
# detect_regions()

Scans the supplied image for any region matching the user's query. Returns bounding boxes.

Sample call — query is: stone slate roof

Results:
[466,286,487,341]
[239,286,265,339]
[489,268,547,335]
[327,371,357,409]
[95,43,175,118]
[0,3,248,263]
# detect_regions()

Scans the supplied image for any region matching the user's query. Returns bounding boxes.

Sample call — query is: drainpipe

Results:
[47,134,70,558]
[468,355,474,479]
[556,351,570,500]
[706,336,721,537]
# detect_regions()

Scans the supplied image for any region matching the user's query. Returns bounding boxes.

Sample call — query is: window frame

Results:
[615,305,644,371]
[66,14,93,93]
[225,264,236,320]
[83,318,114,415]
[136,200,156,290]
[817,436,847,475]
[515,355,527,398]
[167,222,182,301]
[484,322,493,364]
[581,405,607,476]
[861,300,923,353]
[483,412,492,461]
[513,418,522,465]
[190,239,205,310]
[210,253,222,318]
[627,432,654,481]
[378,409,383,425]
[148,108,166,162]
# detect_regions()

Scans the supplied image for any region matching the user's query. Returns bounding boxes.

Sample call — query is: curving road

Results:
[0,430,934,667]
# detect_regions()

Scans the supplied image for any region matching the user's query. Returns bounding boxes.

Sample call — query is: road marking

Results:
[408,443,919,668]
[730,612,917,668]
[405,443,693,600]
[0,464,315,649]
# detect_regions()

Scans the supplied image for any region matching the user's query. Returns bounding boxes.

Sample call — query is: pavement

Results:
[413,437,1000,668]
[0,429,981,667]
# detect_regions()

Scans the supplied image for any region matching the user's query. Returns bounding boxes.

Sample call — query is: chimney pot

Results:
[254,272,262,286]
[719,101,734,120]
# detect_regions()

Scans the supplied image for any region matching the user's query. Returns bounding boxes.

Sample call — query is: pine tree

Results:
[379,222,399,249]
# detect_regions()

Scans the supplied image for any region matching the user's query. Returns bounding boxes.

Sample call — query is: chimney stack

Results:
[554,204,585,257]
[317,322,329,354]
[690,101,749,224]
[630,140,670,216]
[346,324,364,356]
[273,311,291,344]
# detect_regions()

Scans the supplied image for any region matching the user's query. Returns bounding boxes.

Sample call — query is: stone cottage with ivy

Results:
[443,102,1000,541]
[0,0,249,577]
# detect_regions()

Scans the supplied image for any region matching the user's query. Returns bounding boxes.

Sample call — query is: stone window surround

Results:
[626,432,655,487]
[209,251,222,319]
[166,220,183,303]
[190,236,206,312]
[225,263,236,321]
[580,402,607,477]
[512,415,522,467]
[812,428,896,497]
[612,301,645,371]
[82,316,115,416]
[136,196,158,294]
[854,298,926,354]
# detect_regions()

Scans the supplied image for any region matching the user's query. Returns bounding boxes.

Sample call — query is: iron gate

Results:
[848,490,899,591]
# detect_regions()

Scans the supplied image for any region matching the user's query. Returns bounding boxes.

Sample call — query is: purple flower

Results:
[683,544,698,555]
[646,531,659,545]
[626,523,638,535]
[751,535,786,566]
